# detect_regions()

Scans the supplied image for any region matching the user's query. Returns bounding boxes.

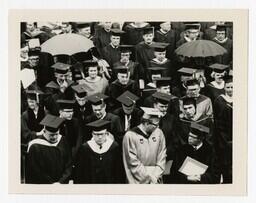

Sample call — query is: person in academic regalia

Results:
[123,107,166,184]
[86,93,123,144]
[21,90,46,183]
[135,27,156,83]
[75,22,94,40]
[149,42,175,78]
[169,123,220,184]
[56,99,82,160]
[123,22,151,45]
[212,25,233,66]
[143,77,180,117]
[214,75,233,183]
[93,22,113,56]
[202,63,228,103]
[73,119,124,184]
[113,91,143,139]
[113,45,144,83]
[154,22,177,60]
[78,60,109,96]
[176,97,214,146]
[25,114,72,184]
[180,79,213,121]
[101,29,125,71]
[106,67,140,111]
[44,62,74,116]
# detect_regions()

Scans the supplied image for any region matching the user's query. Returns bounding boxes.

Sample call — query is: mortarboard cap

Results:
[209,63,229,73]
[72,84,87,98]
[141,107,162,118]
[185,78,200,87]
[83,60,98,68]
[184,23,201,31]
[216,24,227,32]
[115,66,129,74]
[116,91,139,107]
[87,93,109,105]
[86,119,111,132]
[223,75,233,83]
[182,97,197,107]
[155,77,171,88]
[57,99,76,110]
[110,29,125,37]
[40,114,65,133]
[148,67,166,75]
[143,27,154,35]
[190,122,210,138]
[178,67,197,76]
[26,89,44,102]
[152,92,172,104]
[51,62,71,74]
[151,42,169,52]
[76,22,91,29]
[119,45,133,53]
[28,49,41,57]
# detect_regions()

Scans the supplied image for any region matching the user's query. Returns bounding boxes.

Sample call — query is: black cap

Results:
[26,89,44,101]
[151,42,169,52]
[143,27,154,35]
[223,75,233,83]
[87,93,109,105]
[51,62,71,74]
[28,48,41,57]
[185,23,201,31]
[76,22,91,29]
[155,77,171,88]
[116,91,139,107]
[152,92,172,104]
[148,67,166,75]
[178,67,197,76]
[71,84,87,98]
[110,29,125,37]
[190,122,210,138]
[40,114,65,133]
[209,63,229,73]
[182,97,197,107]
[119,45,133,53]
[86,119,111,132]
[216,24,227,32]
[83,60,98,68]
[57,99,76,110]
[115,66,129,74]
[185,78,200,87]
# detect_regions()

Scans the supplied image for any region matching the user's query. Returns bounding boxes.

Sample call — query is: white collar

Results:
[214,37,228,44]
[193,142,203,150]
[110,43,119,49]
[87,136,113,154]
[210,81,225,89]
[159,29,168,34]
[152,58,168,64]
[221,94,233,103]
[99,112,107,120]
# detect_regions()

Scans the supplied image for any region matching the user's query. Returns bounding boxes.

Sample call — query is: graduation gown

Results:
[123,23,150,45]
[93,26,111,56]
[169,142,220,184]
[107,79,140,110]
[73,137,124,183]
[212,38,233,66]
[101,44,121,68]
[122,126,166,184]
[149,58,175,78]
[202,82,225,104]
[25,135,72,184]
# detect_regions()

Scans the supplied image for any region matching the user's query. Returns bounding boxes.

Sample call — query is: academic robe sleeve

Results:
[122,132,151,183]
[21,113,37,146]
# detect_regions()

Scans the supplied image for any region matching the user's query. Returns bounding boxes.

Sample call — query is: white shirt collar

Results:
[87,135,113,154]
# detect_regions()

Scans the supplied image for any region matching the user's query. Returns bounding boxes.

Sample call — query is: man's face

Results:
[151,74,161,82]
[188,133,202,147]
[145,117,160,134]
[55,73,68,82]
[154,51,166,62]
[20,46,29,59]
[88,66,98,79]
[92,129,107,146]
[27,98,38,110]
[103,22,112,31]
[216,31,226,41]
[26,22,35,32]
[160,22,171,32]
[78,27,91,38]
[28,55,40,67]
[186,84,200,98]
[111,35,121,47]
[61,23,72,33]
[44,129,59,144]
[214,72,225,83]
[92,104,106,119]
[122,104,135,115]
[186,29,199,40]
[59,109,74,120]
[120,52,130,63]
[225,82,233,97]
[75,94,87,106]
[183,104,196,119]
[154,102,168,116]
[157,85,170,95]
[143,33,154,45]
[118,73,129,85]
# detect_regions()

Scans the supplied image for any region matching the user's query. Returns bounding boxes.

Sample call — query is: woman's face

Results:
[88,66,98,79]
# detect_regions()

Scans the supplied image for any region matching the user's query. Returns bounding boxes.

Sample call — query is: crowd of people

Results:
[20,21,233,184]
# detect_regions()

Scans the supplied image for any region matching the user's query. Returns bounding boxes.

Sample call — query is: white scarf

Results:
[87,136,113,154]
[27,135,62,152]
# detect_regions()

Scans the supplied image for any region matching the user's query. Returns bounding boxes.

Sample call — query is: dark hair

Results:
[185,79,200,88]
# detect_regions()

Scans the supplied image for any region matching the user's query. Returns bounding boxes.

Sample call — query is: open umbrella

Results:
[41,33,94,56]
[175,40,227,58]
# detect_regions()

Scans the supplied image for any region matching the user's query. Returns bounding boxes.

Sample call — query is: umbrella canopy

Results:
[41,33,94,56]
[175,40,227,58]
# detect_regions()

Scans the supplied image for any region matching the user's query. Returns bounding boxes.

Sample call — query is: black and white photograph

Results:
[7,9,248,196]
